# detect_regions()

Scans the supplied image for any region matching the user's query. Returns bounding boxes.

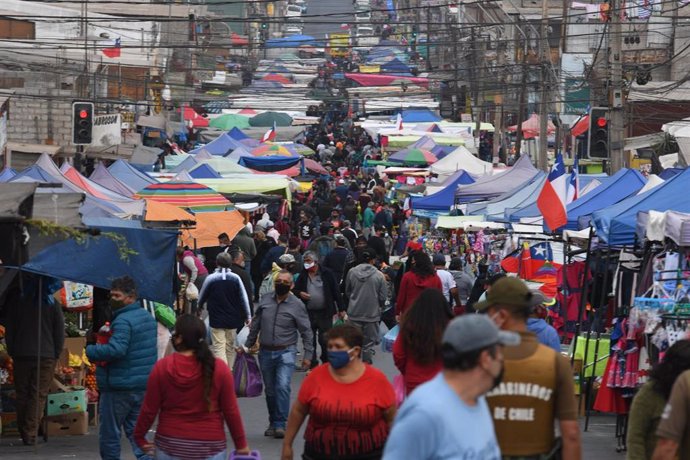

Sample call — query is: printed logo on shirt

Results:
[661,402,672,420]
[486,381,554,401]
[492,406,535,422]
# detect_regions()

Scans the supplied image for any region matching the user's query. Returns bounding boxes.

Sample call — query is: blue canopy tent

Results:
[409,135,438,151]
[455,155,539,203]
[10,165,58,183]
[238,156,301,172]
[431,145,455,159]
[381,58,412,75]
[21,226,178,304]
[189,133,245,156]
[411,171,475,212]
[659,167,684,180]
[228,127,250,141]
[188,163,222,179]
[593,168,690,246]
[399,109,441,123]
[466,172,546,219]
[171,155,198,173]
[108,160,158,192]
[0,168,17,182]
[265,35,317,48]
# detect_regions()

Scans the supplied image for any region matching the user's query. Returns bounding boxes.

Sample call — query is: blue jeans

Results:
[258,345,296,429]
[155,449,226,460]
[99,391,151,460]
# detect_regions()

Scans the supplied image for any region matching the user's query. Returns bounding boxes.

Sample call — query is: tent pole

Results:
[35,276,44,450]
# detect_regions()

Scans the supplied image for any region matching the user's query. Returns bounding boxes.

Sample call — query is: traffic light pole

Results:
[75,145,84,174]
[609,0,625,172]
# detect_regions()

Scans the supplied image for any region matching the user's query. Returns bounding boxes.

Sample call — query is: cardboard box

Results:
[46,412,88,436]
[60,337,87,367]
[47,388,86,416]
[1,412,19,437]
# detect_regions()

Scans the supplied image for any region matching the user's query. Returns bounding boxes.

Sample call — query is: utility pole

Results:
[559,0,570,157]
[426,6,432,72]
[609,0,625,172]
[515,36,527,157]
[493,42,505,164]
[538,0,550,171]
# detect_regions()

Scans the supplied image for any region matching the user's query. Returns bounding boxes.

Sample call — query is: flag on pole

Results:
[537,152,568,231]
[261,122,277,143]
[102,38,121,58]
[395,113,403,130]
[566,156,579,204]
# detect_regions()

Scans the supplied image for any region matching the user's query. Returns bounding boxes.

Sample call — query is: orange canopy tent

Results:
[180,210,245,248]
[143,199,195,222]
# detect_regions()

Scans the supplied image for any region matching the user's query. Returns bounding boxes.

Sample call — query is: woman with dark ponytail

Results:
[134,315,250,459]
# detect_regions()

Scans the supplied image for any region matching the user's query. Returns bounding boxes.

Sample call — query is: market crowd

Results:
[3,148,690,460]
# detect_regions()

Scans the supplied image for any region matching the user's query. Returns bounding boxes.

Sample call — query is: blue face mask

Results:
[328,348,354,369]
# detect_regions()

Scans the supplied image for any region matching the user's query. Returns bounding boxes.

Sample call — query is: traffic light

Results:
[411,26,418,42]
[72,101,94,145]
[587,107,609,159]
[261,22,268,30]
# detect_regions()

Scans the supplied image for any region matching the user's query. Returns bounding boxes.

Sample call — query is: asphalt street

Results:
[1,331,623,459]
[300,0,354,41]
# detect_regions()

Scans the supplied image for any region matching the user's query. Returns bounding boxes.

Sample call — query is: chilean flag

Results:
[261,122,277,143]
[537,153,568,231]
[395,113,403,130]
[566,156,579,204]
[102,38,121,58]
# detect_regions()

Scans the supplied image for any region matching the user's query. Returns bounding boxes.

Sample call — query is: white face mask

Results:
[304,262,315,270]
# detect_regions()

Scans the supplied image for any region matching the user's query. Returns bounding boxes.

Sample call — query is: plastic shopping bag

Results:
[185,283,199,301]
[228,450,262,460]
[381,325,399,353]
[233,353,263,398]
[393,374,406,407]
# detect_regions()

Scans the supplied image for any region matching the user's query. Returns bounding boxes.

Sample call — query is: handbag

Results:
[185,283,199,301]
[381,325,399,353]
[233,353,263,398]
[153,303,176,329]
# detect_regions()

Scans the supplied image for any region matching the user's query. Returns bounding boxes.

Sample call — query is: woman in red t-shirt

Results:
[393,289,452,396]
[395,251,443,317]
[281,324,396,460]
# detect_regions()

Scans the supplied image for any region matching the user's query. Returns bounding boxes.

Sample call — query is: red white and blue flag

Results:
[566,156,579,204]
[102,38,121,58]
[537,152,568,231]
[395,113,403,130]
[261,122,277,143]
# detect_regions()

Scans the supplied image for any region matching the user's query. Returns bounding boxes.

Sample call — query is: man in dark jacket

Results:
[322,233,355,284]
[199,253,251,368]
[232,226,257,277]
[293,251,344,367]
[368,225,390,265]
[5,273,64,446]
[86,276,157,460]
[230,249,254,314]
[261,234,289,276]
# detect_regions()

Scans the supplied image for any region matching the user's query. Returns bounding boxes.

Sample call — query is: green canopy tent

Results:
[208,114,251,130]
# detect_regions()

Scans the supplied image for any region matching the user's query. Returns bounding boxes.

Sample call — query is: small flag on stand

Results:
[261,121,277,143]
[567,156,579,204]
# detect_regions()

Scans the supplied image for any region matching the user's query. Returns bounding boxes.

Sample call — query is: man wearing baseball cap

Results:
[383,315,519,459]
[475,277,581,460]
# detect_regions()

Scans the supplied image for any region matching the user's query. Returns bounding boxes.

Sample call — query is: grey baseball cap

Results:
[443,314,520,353]
[278,254,296,264]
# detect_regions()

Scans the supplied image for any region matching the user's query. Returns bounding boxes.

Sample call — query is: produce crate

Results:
[47,388,86,416]
[46,412,88,436]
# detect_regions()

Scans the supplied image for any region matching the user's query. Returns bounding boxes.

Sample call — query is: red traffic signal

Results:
[596,117,607,128]
[79,109,88,119]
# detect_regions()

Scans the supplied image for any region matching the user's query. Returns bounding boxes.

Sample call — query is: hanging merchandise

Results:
[54,281,94,311]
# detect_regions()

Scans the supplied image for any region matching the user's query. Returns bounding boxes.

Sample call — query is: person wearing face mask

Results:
[281,325,397,460]
[475,277,581,460]
[293,251,344,369]
[245,270,314,440]
[383,314,519,460]
[85,276,157,460]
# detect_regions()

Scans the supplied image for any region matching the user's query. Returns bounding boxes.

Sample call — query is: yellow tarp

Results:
[180,210,245,249]
[144,199,195,222]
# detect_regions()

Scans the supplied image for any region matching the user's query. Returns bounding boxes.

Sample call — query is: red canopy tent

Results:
[570,115,590,137]
[231,33,249,45]
[507,113,556,139]
[179,107,209,128]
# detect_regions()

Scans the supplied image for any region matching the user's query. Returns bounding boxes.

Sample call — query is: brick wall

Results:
[4,71,78,151]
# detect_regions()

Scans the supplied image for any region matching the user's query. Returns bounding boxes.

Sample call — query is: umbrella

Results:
[249,111,293,127]
[136,181,230,213]
[290,143,316,156]
[180,107,209,128]
[263,74,292,84]
[209,114,251,130]
[304,158,328,175]
[251,144,298,157]
[388,148,438,165]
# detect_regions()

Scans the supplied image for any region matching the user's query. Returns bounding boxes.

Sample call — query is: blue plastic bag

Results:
[381,325,399,353]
